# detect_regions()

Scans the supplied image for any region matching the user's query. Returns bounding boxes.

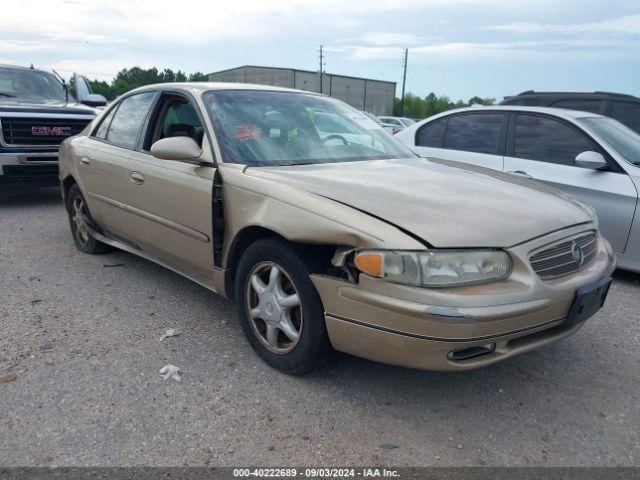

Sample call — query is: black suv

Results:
[500,91,640,134]
[0,65,105,188]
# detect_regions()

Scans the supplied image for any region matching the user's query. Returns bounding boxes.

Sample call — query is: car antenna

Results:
[52,69,69,103]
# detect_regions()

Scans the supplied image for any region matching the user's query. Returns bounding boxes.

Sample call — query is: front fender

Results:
[219,163,425,267]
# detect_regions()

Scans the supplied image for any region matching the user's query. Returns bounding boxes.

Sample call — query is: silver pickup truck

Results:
[0,64,104,188]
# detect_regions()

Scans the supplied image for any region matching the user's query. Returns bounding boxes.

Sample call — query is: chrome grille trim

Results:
[0,115,93,148]
[530,232,597,279]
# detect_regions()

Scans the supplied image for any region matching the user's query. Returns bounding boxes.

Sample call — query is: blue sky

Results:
[2,0,639,101]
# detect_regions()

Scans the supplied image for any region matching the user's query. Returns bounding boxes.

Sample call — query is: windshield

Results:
[580,117,640,166]
[0,68,66,102]
[203,90,416,166]
[400,118,416,127]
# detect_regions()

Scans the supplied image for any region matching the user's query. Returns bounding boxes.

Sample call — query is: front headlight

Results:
[354,249,512,287]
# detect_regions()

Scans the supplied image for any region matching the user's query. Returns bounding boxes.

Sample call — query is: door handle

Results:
[130,171,145,185]
[506,170,533,179]
[80,157,91,166]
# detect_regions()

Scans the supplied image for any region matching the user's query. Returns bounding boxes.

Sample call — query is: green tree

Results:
[85,67,211,100]
[394,92,495,119]
[87,80,113,100]
[188,72,209,82]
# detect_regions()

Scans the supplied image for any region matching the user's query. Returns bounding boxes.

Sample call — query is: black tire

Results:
[65,183,111,254]
[235,237,335,374]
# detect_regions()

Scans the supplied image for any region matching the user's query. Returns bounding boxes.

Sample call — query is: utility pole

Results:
[400,48,408,116]
[319,45,324,94]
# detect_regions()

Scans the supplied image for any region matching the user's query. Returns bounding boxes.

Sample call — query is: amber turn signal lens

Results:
[354,252,384,277]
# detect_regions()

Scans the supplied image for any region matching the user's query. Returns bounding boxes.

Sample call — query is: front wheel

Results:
[235,238,334,374]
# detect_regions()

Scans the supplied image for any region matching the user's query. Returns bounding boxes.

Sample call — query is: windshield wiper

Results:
[0,92,15,97]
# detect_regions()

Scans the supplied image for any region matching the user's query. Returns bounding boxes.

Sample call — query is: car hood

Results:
[0,98,97,116]
[246,157,592,248]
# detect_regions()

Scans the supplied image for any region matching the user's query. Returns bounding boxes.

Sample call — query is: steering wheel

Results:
[322,134,349,146]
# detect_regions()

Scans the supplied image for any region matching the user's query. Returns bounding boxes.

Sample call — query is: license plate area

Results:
[565,276,612,328]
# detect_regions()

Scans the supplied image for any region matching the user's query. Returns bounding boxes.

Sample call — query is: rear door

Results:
[118,90,216,280]
[503,112,637,254]
[413,112,506,171]
[80,91,157,239]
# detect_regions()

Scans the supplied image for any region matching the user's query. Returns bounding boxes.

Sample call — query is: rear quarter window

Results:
[415,118,446,147]
[94,108,117,139]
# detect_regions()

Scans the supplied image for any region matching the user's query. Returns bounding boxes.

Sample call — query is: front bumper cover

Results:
[311,224,615,371]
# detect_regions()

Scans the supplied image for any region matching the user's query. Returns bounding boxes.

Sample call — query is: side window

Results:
[145,95,204,149]
[94,107,116,139]
[105,92,156,148]
[551,99,603,114]
[610,101,640,134]
[514,114,595,167]
[416,118,446,147]
[443,113,503,154]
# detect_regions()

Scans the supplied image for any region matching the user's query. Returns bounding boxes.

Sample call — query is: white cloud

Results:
[342,38,626,60]
[485,14,640,35]
[342,32,427,47]
[2,0,638,83]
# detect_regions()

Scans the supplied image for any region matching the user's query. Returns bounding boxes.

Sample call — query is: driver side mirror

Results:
[151,137,203,162]
[81,93,107,107]
[575,151,607,170]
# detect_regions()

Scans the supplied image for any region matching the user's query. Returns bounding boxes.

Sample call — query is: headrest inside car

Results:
[165,123,196,141]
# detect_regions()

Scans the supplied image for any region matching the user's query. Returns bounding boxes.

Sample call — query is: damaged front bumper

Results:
[311,225,616,372]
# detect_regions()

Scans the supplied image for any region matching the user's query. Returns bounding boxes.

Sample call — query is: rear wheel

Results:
[66,184,110,254]
[235,237,334,374]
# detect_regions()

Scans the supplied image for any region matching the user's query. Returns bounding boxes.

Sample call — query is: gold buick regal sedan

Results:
[59,83,615,374]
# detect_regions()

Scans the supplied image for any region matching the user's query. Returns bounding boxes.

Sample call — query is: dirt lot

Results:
[1,187,639,467]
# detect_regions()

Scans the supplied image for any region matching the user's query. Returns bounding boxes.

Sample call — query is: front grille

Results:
[530,232,597,279]
[1,117,90,146]
[1,165,59,186]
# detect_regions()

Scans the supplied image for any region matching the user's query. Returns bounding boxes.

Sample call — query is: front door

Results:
[504,113,637,254]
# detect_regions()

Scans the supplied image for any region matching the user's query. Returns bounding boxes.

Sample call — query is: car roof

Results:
[503,90,639,101]
[128,81,320,96]
[0,64,57,76]
[427,105,605,121]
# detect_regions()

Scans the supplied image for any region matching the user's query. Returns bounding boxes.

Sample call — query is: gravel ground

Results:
[1,187,639,467]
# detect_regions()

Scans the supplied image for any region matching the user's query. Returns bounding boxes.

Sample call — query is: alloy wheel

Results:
[245,261,303,354]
